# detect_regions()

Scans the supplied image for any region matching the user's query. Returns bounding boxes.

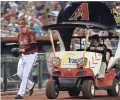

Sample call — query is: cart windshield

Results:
[47,27,119,54]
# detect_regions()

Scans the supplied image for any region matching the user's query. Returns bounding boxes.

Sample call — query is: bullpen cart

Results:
[43,1,120,99]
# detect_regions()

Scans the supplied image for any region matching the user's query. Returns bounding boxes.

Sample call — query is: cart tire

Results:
[82,80,95,99]
[68,89,80,97]
[107,79,120,96]
[46,80,59,99]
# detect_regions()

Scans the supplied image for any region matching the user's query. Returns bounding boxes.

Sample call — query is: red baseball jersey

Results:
[18,28,38,54]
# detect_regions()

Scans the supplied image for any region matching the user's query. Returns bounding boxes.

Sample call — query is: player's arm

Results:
[32,18,43,26]
[19,44,37,53]
[24,43,37,52]
[96,47,104,51]
[96,44,106,51]
[88,45,95,51]
[17,33,20,46]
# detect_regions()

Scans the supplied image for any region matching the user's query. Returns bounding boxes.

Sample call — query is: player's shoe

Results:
[15,95,23,99]
[29,83,35,96]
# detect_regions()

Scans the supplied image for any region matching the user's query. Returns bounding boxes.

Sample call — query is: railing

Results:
[1,53,49,92]
[1,29,50,37]
[1,30,18,37]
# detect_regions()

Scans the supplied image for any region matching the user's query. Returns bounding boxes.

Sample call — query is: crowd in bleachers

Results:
[1,1,68,36]
[1,1,120,37]
[73,1,120,37]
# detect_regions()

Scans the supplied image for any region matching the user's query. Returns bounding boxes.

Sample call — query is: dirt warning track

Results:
[1,90,120,100]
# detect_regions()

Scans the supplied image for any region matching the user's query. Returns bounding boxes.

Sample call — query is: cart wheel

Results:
[107,78,120,96]
[82,80,95,99]
[46,80,59,99]
[68,89,80,97]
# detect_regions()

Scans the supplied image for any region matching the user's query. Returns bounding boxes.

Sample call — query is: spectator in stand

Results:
[113,1,120,7]
[33,22,41,36]
[18,1,27,11]
[38,11,49,25]
[35,1,45,12]
[1,1,10,15]
[3,5,17,22]
[27,17,43,36]
[48,11,59,24]
[18,12,25,21]
[3,10,13,21]
[8,16,20,32]
[113,1,120,14]
[9,1,18,10]
[25,1,35,16]
[1,20,9,30]
[116,6,120,15]
[0,1,69,36]
[105,38,113,63]
[53,1,61,11]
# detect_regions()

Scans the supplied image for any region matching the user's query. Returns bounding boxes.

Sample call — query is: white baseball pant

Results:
[98,62,107,79]
[17,52,38,96]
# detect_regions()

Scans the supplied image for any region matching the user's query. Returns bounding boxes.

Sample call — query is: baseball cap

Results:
[19,20,26,28]
[18,12,25,19]
[91,34,100,40]
[48,11,59,17]
[116,6,120,9]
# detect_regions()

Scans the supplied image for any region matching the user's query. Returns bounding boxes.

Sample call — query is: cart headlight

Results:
[51,57,61,68]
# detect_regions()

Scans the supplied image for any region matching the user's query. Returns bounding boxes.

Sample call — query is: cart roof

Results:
[43,1,120,51]
[43,1,120,30]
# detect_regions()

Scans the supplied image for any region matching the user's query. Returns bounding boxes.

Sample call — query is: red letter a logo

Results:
[69,3,89,21]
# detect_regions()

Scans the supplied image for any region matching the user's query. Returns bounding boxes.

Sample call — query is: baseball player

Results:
[15,20,38,99]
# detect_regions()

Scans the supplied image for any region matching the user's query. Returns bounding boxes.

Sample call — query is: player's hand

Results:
[90,47,95,50]
[19,49,25,53]
[96,47,103,51]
